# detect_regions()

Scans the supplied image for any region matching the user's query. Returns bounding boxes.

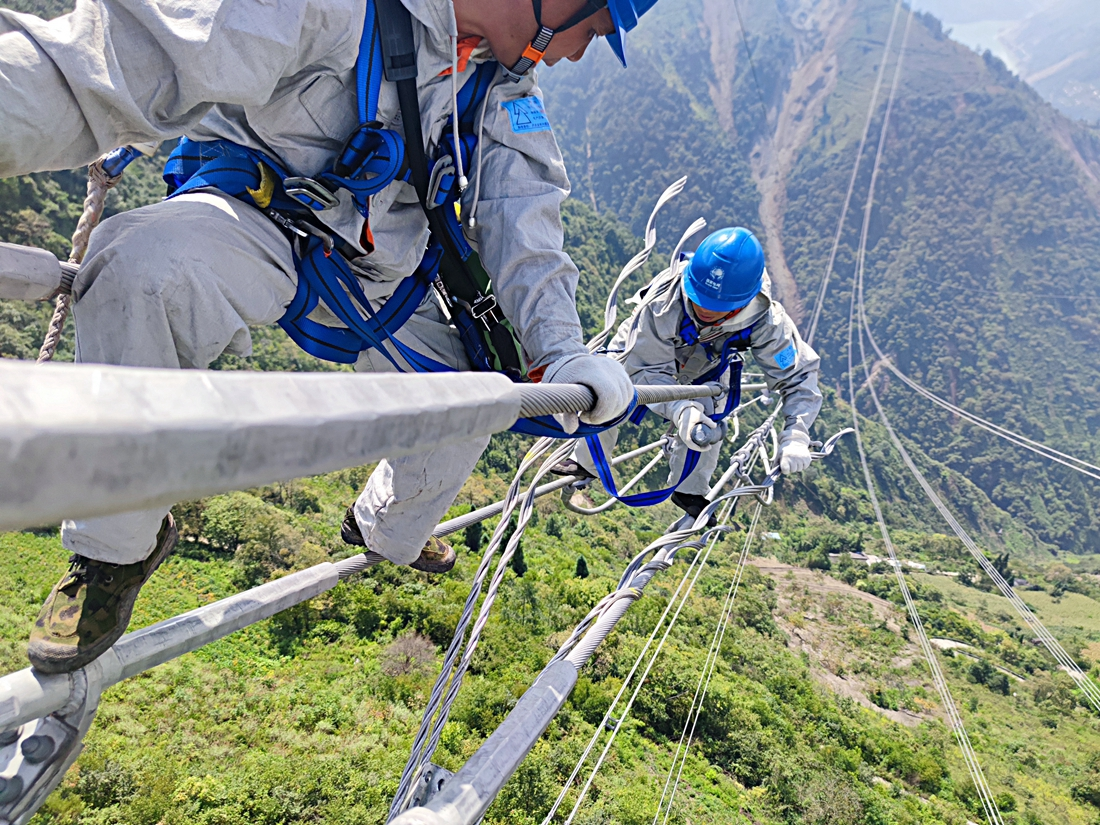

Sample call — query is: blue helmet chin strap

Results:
[501,0,610,81]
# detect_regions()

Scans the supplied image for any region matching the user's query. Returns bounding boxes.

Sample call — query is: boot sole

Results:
[409,551,456,574]
[29,514,179,674]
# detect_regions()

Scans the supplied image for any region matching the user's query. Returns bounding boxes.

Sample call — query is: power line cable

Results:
[544,500,733,825]
[730,0,768,117]
[652,503,762,825]
[845,16,1004,823]
[805,0,904,346]
[841,12,1100,712]
[866,353,1100,481]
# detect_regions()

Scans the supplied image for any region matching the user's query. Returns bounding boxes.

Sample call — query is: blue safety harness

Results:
[583,310,756,506]
[157,0,636,439]
[161,0,485,372]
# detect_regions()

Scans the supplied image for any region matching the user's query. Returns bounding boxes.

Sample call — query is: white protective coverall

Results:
[575,264,822,494]
[0,0,596,565]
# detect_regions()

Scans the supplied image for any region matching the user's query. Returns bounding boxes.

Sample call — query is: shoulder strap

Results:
[375,0,523,375]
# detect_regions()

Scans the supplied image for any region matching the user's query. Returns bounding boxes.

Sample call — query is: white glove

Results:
[779,428,813,474]
[543,353,634,434]
[672,401,720,452]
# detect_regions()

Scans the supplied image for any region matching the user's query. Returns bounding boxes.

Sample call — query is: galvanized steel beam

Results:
[0,244,63,302]
[0,362,520,531]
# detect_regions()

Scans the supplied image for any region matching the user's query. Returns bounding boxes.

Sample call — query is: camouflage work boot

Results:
[340,506,456,573]
[27,514,178,673]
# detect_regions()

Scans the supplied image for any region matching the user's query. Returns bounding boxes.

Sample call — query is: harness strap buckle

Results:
[426,155,456,209]
[265,209,310,238]
[470,294,500,323]
[283,176,341,211]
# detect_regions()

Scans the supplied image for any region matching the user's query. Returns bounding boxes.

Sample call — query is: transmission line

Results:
[866,351,1100,482]
[805,0,904,346]
[844,14,1004,823]
[652,503,762,825]
[842,6,1100,714]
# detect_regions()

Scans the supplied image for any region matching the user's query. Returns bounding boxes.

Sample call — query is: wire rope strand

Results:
[805,0,904,346]
[539,517,726,825]
[389,437,571,819]
[653,503,762,825]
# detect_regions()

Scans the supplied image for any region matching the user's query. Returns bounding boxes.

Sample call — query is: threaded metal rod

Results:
[515,382,723,419]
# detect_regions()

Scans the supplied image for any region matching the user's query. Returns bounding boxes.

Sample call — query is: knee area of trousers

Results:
[76,213,188,301]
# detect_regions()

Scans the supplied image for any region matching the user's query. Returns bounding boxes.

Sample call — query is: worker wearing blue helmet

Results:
[0,0,663,673]
[557,227,822,521]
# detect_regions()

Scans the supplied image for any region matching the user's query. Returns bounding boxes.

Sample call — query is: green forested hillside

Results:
[2,0,1100,822]
[540,0,1100,557]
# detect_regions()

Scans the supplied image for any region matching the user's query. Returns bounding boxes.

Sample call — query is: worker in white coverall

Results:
[554,227,822,520]
[0,0,665,673]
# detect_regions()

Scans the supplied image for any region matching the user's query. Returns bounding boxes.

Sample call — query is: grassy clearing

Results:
[912,571,1100,648]
[0,467,1097,824]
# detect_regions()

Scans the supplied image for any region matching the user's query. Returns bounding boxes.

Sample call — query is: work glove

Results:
[778,428,813,475]
[670,400,720,452]
[543,352,634,434]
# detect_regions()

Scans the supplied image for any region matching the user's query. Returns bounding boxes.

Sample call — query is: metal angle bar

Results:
[0,563,339,732]
[391,661,578,825]
[390,429,784,825]
[0,362,521,532]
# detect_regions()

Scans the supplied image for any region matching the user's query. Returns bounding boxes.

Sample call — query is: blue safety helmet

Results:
[606,0,660,67]
[683,227,766,313]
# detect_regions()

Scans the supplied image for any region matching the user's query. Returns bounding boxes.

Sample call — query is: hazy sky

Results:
[910,0,1100,121]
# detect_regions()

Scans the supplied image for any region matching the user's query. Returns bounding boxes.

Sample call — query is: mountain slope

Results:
[541,0,1100,556]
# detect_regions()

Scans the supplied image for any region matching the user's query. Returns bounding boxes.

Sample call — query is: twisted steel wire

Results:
[388,437,574,820]
[653,503,762,825]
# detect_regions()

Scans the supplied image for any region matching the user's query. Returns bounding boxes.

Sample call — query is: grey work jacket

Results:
[610,265,823,438]
[0,0,586,368]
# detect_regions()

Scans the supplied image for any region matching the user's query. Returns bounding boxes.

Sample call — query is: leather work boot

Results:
[28,514,178,674]
[671,492,718,528]
[341,506,456,573]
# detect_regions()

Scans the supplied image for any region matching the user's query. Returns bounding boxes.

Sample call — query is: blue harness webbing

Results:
[161,0,494,370]
[157,5,629,440]
[582,312,756,506]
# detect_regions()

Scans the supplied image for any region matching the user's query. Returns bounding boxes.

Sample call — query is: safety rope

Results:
[37,159,122,363]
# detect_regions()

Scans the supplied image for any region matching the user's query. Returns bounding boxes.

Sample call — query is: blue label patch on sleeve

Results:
[775,343,797,370]
[501,96,552,134]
